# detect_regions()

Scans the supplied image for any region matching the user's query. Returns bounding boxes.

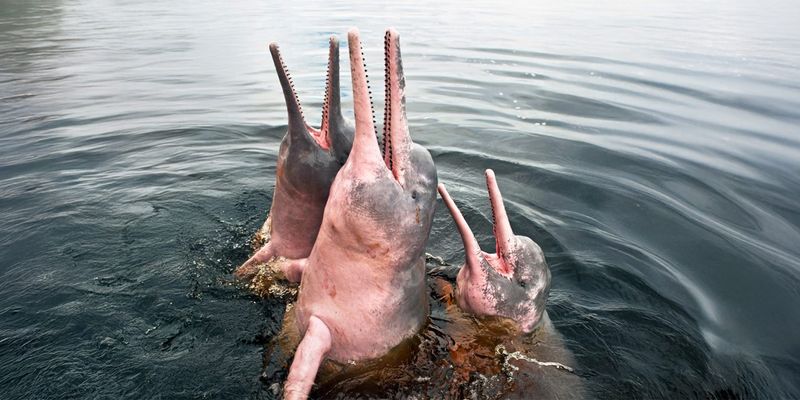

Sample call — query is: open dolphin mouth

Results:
[348,28,412,187]
[269,37,340,150]
[438,169,515,277]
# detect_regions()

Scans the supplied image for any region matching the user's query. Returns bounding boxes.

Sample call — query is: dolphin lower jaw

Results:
[485,170,515,275]
[382,31,395,179]
[317,37,338,150]
[308,35,345,151]
[383,28,411,188]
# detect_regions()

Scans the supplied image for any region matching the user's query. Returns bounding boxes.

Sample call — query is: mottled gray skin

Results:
[438,170,551,333]
[469,235,551,330]
[235,37,353,282]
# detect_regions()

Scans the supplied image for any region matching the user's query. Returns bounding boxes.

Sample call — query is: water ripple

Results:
[2,0,800,398]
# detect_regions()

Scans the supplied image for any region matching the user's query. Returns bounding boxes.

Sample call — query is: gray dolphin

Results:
[235,36,354,282]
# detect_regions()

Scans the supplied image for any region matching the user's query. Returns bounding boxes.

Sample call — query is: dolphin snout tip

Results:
[347,27,360,40]
[485,169,496,179]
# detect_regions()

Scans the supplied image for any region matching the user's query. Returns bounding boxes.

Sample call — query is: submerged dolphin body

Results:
[235,37,354,283]
[282,28,438,399]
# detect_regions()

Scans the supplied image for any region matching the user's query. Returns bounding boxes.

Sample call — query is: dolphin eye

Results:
[411,190,418,199]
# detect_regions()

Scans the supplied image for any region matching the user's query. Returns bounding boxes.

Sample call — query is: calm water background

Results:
[2,0,799,398]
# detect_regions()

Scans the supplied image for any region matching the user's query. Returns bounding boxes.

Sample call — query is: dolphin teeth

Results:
[487,175,500,258]
[271,43,306,122]
[358,44,377,131]
[382,29,393,173]
[321,40,333,138]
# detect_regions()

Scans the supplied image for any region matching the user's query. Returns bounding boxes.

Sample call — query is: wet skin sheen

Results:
[439,170,551,333]
[234,37,354,282]
[282,28,437,399]
[439,171,587,398]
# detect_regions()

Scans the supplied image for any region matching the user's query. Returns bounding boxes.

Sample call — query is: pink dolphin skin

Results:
[438,170,552,333]
[282,28,438,399]
[234,36,354,283]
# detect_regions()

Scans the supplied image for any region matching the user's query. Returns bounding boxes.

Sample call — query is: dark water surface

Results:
[2,0,799,398]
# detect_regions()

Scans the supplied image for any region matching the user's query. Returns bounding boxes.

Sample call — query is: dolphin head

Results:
[337,27,437,263]
[270,36,354,192]
[438,170,551,333]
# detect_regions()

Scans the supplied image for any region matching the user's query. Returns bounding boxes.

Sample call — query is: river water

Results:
[1,0,799,398]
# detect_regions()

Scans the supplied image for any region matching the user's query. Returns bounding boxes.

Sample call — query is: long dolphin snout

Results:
[383,28,412,188]
[347,28,384,168]
[270,42,306,132]
[485,169,514,261]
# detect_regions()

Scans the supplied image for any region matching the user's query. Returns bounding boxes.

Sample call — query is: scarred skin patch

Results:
[326,282,336,298]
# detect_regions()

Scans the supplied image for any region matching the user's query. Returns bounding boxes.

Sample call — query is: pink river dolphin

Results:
[235,36,354,283]
[239,27,582,400]
[281,27,438,399]
[438,170,551,333]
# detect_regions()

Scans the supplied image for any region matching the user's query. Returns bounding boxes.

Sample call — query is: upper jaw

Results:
[347,27,412,187]
[269,37,342,151]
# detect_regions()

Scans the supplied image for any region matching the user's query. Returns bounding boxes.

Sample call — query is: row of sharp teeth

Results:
[321,44,331,131]
[358,37,395,170]
[487,182,503,258]
[359,41,378,146]
[383,31,393,171]
[280,35,392,164]
[275,44,305,120]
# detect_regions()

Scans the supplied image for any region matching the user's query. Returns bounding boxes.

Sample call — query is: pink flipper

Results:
[233,242,276,279]
[284,316,332,400]
[234,242,307,283]
[282,257,307,283]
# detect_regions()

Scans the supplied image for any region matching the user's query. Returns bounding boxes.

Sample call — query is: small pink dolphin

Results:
[438,170,551,333]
